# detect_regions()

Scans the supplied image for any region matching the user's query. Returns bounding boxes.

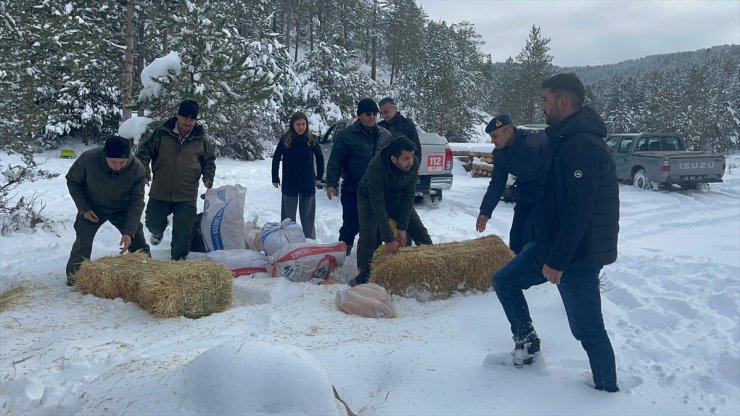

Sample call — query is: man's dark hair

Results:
[378,97,396,107]
[387,136,416,158]
[541,73,585,108]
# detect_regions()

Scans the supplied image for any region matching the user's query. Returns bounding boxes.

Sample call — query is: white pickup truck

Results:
[318,119,453,203]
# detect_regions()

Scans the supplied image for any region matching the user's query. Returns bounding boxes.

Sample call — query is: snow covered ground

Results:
[1,145,738,415]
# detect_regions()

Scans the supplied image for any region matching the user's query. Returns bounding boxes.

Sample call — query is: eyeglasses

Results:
[362,112,378,117]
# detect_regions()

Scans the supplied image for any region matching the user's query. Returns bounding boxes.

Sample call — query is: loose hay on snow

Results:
[74,252,233,318]
[370,234,514,301]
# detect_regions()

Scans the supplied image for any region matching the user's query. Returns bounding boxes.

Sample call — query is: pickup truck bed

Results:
[606,133,726,190]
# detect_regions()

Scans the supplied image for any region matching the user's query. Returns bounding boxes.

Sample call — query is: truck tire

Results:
[430,190,442,204]
[633,169,652,190]
[697,183,710,191]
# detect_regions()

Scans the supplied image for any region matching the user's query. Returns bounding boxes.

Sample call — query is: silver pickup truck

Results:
[318,118,453,203]
[605,133,726,190]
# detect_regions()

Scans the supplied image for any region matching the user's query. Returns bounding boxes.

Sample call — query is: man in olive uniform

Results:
[65,136,149,286]
[378,97,432,247]
[136,99,216,260]
[352,136,419,286]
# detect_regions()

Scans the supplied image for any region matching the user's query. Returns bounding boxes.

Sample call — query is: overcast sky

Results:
[416,0,740,67]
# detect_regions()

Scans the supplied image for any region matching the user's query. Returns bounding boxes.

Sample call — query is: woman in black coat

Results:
[272,112,324,239]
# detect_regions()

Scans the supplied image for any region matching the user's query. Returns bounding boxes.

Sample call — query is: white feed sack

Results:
[202,184,247,251]
[270,241,346,283]
[206,249,270,278]
[260,218,305,256]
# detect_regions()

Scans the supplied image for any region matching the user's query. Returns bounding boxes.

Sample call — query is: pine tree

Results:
[136,0,274,160]
[514,25,553,124]
[379,0,425,86]
[399,21,476,142]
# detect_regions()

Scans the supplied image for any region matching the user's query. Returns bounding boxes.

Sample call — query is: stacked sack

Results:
[199,184,270,278]
[259,219,347,283]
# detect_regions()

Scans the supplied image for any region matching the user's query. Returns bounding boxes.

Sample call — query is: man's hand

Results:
[272,182,280,188]
[395,230,407,247]
[83,210,100,223]
[203,179,213,189]
[119,234,132,254]
[385,240,401,254]
[542,264,563,284]
[326,187,336,200]
[476,215,489,232]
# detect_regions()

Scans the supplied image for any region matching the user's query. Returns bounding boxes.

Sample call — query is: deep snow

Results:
[1,145,738,415]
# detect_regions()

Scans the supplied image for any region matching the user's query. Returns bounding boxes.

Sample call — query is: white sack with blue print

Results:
[201,184,247,251]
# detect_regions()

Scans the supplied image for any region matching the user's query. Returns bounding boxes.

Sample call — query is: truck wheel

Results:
[690,183,710,191]
[431,190,442,204]
[633,169,652,190]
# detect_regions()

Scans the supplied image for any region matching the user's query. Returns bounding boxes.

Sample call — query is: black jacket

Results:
[536,106,619,270]
[378,113,422,159]
[272,132,324,196]
[358,146,420,243]
[326,122,392,193]
[479,129,547,217]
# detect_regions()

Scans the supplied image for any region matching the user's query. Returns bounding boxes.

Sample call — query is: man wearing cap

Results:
[326,98,392,255]
[476,113,547,254]
[65,136,150,286]
[136,99,216,260]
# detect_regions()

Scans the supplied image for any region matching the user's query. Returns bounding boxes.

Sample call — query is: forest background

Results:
[0,0,738,232]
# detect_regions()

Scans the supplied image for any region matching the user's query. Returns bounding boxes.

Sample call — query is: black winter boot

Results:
[512,330,540,367]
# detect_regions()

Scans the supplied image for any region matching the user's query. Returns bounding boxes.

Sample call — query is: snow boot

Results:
[512,330,540,367]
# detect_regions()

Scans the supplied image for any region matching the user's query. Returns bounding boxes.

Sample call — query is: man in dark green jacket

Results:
[65,136,149,285]
[352,136,420,286]
[378,97,432,246]
[136,100,216,260]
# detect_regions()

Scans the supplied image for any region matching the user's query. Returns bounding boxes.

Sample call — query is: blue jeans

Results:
[492,242,618,391]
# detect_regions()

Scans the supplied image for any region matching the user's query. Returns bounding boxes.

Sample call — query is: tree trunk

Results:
[137,12,146,116]
[162,29,169,54]
[122,0,135,121]
[294,0,300,62]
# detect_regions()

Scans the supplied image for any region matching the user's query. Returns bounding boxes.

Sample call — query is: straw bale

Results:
[370,234,513,301]
[74,252,233,318]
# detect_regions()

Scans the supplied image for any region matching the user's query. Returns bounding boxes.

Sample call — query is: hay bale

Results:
[370,234,513,301]
[75,252,233,318]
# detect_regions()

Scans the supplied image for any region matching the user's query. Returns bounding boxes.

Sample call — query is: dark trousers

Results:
[66,212,149,280]
[509,203,535,254]
[281,193,316,239]
[338,190,359,251]
[355,198,380,284]
[406,208,433,245]
[145,198,196,260]
[492,242,618,391]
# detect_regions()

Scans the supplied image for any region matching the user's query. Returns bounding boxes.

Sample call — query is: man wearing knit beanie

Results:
[65,135,150,286]
[136,99,216,260]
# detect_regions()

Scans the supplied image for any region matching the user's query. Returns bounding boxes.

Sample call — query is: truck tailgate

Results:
[669,155,725,177]
[419,143,448,175]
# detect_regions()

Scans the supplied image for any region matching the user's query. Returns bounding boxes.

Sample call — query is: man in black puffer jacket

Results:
[491,73,620,393]
[326,98,392,254]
